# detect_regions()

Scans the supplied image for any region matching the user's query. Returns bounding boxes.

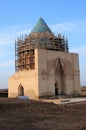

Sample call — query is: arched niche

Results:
[55,57,66,95]
[18,84,24,96]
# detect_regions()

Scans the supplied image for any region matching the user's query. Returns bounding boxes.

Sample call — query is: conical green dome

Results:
[30,17,52,34]
[28,17,55,46]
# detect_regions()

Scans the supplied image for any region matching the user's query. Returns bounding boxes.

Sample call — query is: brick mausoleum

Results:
[8,18,80,99]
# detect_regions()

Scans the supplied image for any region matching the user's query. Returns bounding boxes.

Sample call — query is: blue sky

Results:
[0,0,86,88]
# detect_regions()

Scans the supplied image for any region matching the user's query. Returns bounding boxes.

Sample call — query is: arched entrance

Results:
[55,82,58,96]
[18,84,24,96]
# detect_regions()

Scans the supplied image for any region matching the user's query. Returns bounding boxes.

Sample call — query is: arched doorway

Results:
[55,82,58,96]
[18,84,24,96]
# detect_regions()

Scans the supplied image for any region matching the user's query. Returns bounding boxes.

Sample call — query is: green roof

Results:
[30,17,52,34]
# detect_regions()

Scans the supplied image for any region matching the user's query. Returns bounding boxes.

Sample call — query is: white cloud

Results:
[0,24,31,45]
[51,20,86,34]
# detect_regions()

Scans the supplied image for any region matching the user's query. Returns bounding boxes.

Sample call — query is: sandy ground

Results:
[0,98,86,130]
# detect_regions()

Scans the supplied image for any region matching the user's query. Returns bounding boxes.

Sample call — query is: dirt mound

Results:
[0,98,86,130]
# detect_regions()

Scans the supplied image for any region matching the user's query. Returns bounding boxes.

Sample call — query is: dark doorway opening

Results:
[18,84,24,96]
[55,83,58,96]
